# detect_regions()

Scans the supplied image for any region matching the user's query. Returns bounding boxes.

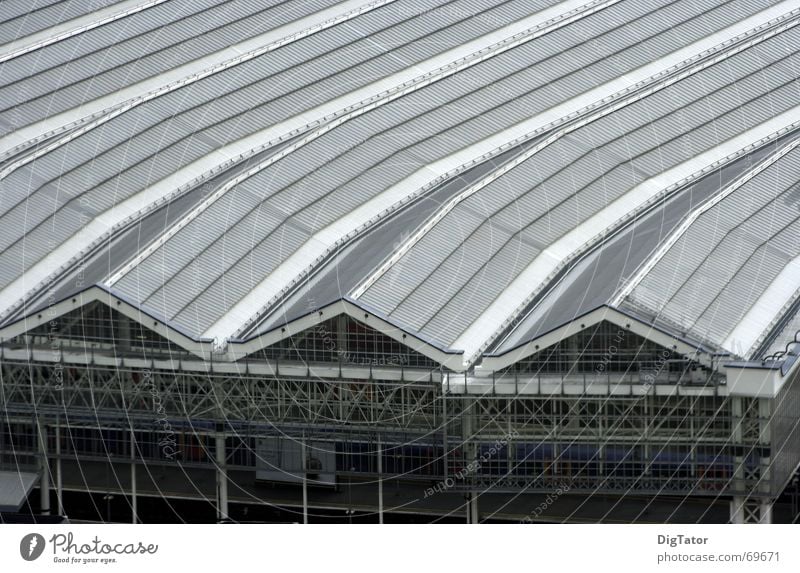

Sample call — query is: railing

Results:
[0,340,444,384]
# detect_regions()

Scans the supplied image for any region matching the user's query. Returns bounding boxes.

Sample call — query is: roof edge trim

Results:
[478,305,712,372]
[611,136,800,307]
[228,298,464,371]
[0,284,213,359]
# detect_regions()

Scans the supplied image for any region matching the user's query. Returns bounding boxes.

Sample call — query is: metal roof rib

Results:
[220,0,776,340]
[457,112,800,367]
[352,0,799,301]
[0,0,317,133]
[487,128,800,357]
[623,143,800,355]
[3,0,800,374]
[756,288,800,359]
[611,138,800,307]
[100,0,625,339]
[231,1,796,344]
[0,0,465,320]
[353,10,800,362]
[0,0,395,159]
[0,0,159,59]
[724,256,800,357]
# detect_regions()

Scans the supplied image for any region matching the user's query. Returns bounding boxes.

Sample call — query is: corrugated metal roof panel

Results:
[0,0,128,45]
[359,23,800,347]
[3,0,796,350]
[628,145,800,347]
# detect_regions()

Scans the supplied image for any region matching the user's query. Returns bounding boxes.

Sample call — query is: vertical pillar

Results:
[38,422,51,515]
[758,398,772,496]
[442,390,448,480]
[642,395,650,483]
[55,423,63,517]
[467,492,479,524]
[215,433,228,522]
[462,399,478,524]
[730,496,745,524]
[130,429,138,524]
[301,435,308,524]
[759,501,773,524]
[377,435,383,524]
[731,397,745,495]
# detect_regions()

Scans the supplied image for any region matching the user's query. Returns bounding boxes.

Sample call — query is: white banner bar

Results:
[1,524,798,572]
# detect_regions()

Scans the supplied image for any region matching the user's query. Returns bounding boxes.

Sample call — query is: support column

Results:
[442,390,449,480]
[759,500,773,524]
[462,399,478,524]
[730,496,745,524]
[301,435,308,524]
[55,423,63,517]
[215,433,228,522]
[758,398,772,496]
[467,492,479,524]
[731,397,745,495]
[130,429,138,524]
[642,394,650,483]
[38,422,50,515]
[377,436,383,524]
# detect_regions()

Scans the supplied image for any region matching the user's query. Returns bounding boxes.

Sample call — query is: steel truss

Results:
[0,358,781,509]
[441,393,772,498]
[0,360,440,431]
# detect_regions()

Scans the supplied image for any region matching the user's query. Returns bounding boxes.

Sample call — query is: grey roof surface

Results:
[0,0,328,133]
[358,24,800,347]
[2,0,800,369]
[491,130,800,355]
[0,0,558,301]
[0,0,128,46]
[622,142,800,355]
[115,0,777,336]
[247,138,537,338]
[110,0,567,333]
